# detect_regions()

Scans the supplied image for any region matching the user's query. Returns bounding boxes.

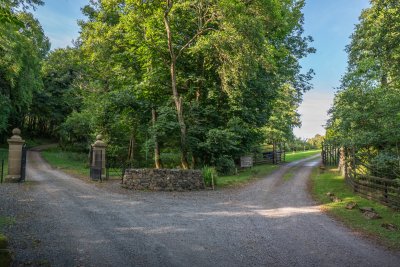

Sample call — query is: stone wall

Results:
[122,169,205,191]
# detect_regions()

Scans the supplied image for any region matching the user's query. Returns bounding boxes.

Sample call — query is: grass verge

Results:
[310,167,400,249]
[285,149,321,162]
[218,164,279,188]
[41,147,89,178]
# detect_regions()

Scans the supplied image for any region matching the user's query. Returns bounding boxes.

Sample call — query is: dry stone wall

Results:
[122,169,205,191]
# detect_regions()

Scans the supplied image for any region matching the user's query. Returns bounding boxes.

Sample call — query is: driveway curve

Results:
[1,151,399,266]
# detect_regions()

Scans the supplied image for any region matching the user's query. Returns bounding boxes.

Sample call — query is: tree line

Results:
[327,0,400,179]
[1,0,314,173]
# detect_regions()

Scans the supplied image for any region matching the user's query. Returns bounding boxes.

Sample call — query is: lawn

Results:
[41,147,89,178]
[285,149,321,162]
[311,167,400,249]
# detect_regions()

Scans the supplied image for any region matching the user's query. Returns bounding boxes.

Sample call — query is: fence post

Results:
[6,128,25,182]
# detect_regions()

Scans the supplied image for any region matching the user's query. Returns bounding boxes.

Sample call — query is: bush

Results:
[202,166,218,187]
[215,155,236,175]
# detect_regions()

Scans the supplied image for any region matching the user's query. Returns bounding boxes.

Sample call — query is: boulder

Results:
[345,201,358,210]
[362,210,382,220]
[381,223,398,231]
[330,196,342,203]
[359,207,374,213]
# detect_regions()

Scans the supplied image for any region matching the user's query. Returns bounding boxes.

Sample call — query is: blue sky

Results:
[34,0,371,139]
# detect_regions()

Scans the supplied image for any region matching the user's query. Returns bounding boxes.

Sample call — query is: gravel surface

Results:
[0,151,399,266]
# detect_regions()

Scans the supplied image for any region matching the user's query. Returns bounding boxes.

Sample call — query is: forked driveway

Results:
[2,151,400,266]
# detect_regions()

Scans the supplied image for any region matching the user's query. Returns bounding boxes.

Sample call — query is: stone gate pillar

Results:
[92,135,106,177]
[6,128,25,182]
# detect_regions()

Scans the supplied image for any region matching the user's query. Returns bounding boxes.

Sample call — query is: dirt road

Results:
[1,151,399,266]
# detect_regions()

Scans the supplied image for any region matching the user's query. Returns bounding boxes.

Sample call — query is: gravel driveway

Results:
[1,151,399,266]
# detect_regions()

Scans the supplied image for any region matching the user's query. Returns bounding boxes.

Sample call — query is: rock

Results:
[345,201,358,210]
[362,211,382,220]
[359,207,374,213]
[326,192,335,197]
[330,196,342,203]
[381,223,398,231]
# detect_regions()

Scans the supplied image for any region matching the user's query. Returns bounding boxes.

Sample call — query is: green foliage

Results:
[0,1,49,140]
[67,0,314,169]
[327,0,400,179]
[201,166,218,187]
[307,134,324,149]
[1,0,314,170]
[59,111,93,151]
[214,155,236,175]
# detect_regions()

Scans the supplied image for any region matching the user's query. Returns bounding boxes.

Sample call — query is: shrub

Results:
[215,155,236,175]
[202,166,218,187]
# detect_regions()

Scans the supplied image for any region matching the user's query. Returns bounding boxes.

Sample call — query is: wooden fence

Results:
[335,147,400,209]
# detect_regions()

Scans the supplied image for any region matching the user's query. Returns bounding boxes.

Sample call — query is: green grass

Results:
[218,164,279,188]
[41,147,89,177]
[0,148,8,182]
[283,170,295,181]
[285,149,321,162]
[311,167,400,249]
[217,150,320,188]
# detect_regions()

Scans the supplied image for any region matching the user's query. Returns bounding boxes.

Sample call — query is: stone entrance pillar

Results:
[92,135,106,177]
[6,128,25,182]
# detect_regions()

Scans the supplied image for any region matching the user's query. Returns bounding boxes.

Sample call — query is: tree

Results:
[64,0,314,170]
[327,0,400,178]
[0,1,49,139]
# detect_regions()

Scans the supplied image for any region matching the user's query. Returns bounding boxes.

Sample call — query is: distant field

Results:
[285,149,321,162]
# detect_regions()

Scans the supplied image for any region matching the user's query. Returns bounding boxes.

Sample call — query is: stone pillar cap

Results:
[93,134,106,147]
[8,128,24,143]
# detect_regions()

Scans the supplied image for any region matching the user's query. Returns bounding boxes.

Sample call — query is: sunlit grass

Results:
[285,149,321,162]
[218,164,279,188]
[311,167,400,248]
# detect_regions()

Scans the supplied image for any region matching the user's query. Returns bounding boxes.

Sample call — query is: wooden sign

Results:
[240,156,253,168]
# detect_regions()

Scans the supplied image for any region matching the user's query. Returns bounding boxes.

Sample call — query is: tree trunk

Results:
[128,133,136,162]
[152,108,162,169]
[164,0,190,169]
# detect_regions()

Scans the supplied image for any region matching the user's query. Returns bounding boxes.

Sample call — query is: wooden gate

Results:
[322,142,339,166]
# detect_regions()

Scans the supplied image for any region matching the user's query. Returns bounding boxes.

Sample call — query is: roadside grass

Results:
[311,167,400,249]
[218,164,279,188]
[41,147,89,178]
[285,149,321,162]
